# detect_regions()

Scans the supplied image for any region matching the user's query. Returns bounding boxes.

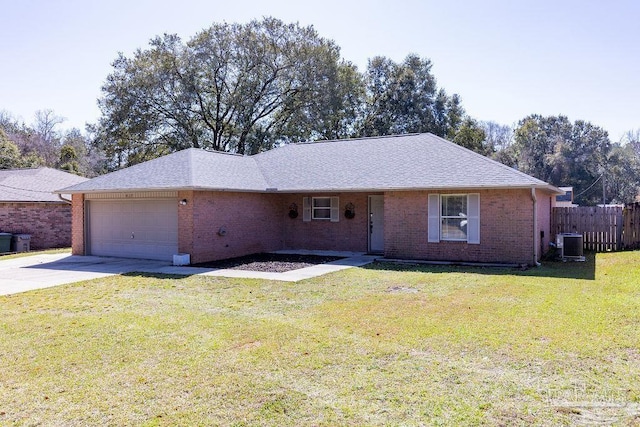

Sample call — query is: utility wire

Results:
[573,174,603,198]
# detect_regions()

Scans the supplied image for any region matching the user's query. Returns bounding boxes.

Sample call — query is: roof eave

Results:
[56,183,563,195]
[55,185,269,194]
[240,183,564,193]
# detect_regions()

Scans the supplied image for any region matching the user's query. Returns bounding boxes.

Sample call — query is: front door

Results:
[368,195,384,253]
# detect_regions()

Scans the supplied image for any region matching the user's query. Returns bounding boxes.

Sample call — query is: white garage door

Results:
[88,199,178,261]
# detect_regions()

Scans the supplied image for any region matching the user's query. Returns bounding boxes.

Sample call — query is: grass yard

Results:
[0,247,70,261]
[1,252,640,426]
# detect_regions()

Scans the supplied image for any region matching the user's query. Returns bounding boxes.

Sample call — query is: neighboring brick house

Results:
[58,133,561,265]
[0,168,88,250]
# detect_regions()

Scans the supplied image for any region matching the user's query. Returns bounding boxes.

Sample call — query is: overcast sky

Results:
[1,0,638,142]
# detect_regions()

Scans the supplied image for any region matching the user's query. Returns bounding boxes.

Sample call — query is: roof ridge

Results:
[295,132,423,146]
[197,147,245,157]
[252,154,274,188]
[0,166,52,173]
[252,133,425,155]
[186,149,196,186]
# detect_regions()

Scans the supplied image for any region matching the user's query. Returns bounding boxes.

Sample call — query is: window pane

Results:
[313,208,331,219]
[442,195,467,217]
[441,218,468,240]
[313,197,331,208]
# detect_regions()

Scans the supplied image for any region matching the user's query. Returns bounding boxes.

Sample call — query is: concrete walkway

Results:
[0,252,379,296]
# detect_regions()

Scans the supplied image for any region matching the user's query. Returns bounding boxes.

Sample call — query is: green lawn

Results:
[0,247,70,261]
[1,252,639,426]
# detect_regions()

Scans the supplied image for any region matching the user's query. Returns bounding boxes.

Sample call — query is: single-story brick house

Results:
[0,167,88,250]
[57,133,561,265]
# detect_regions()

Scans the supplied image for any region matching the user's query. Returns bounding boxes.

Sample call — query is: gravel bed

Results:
[192,253,345,273]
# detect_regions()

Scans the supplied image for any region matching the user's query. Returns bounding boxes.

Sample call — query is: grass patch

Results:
[1,252,640,425]
[0,247,70,261]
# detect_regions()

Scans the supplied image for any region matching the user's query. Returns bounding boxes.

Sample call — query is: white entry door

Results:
[88,199,178,261]
[368,195,384,253]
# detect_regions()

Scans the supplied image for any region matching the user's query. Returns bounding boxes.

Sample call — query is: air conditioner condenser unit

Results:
[556,233,585,261]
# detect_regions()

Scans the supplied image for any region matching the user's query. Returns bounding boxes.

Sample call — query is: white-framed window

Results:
[428,193,480,244]
[303,196,339,222]
[441,194,468,241]
[312,197,332,219]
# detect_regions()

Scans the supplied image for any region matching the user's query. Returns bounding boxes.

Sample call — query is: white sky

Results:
[1,0,638,142]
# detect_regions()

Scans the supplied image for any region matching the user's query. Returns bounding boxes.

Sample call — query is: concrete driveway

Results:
[0,252,378,296]
[0,253,171,296]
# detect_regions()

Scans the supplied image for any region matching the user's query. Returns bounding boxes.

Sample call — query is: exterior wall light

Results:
[179,199,188,206]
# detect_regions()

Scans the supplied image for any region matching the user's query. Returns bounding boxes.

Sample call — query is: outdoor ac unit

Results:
[556,233,585,261]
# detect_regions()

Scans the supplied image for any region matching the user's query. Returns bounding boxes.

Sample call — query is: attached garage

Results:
[86,193,178,261]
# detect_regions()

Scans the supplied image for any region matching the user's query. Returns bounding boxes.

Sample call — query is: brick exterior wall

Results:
[535,189,553,259]
[72,188,553,265]
[177,190,195,258]
[183,191,284,264]
[71,194,85,255]
[0,202,73,250]
[384,189,538,265]
[281,193,371,253]
[177,191,371,263]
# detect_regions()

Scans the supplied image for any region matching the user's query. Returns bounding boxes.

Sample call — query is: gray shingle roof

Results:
[57,148,268,193]
[0,167,88,202]
[58,133,559,194]
[256,133,553,191]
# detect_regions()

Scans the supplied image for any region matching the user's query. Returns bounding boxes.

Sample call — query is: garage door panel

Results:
[88,199,178,261]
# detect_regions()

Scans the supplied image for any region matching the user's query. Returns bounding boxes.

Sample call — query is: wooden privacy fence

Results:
[622,202,640,250]
[552,206,623,252]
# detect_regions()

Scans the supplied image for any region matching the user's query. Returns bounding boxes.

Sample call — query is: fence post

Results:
[616,207,623,250]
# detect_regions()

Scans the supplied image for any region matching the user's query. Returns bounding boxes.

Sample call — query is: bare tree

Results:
[34,109,65,145]
[480,121,513,153]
